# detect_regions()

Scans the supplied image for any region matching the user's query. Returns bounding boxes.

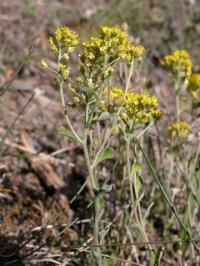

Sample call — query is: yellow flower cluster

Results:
[100,87,124,111]
[49,26,79,53]
[87,84,161,125]
[100,26,127,44]
[82,27,126,63]
[187,73,200,98]
[162,50,192,80]
[168,121,191,140]
[108,86,124,106]
[58,63,70,81]
[121,44,145,62]
[124,92,161,124]
[47,26,79,83]
[82,26,145,64]
[40,59,48,68]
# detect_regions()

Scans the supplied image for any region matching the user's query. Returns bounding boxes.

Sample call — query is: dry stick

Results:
[0,139,37,154]
[83,250,144,266]
[15,218,200,263]
[72,238,200,249]
[9,216,78,264]
[0,46,34,97]
[12,217,80,265]
[4,243,48,266]
[0,91,35,156]
[135,138,200,254]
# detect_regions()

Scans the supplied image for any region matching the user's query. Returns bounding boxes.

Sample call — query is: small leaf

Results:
[99,228,109,243]
[79,85,93,95]
[131,162,141,176]
[144,202,154,221]
[135,175,143,195]
[150,248,164,266]
[98,111,111,121]
[96,147,115,166]
[101,183,112,192]
[58,125,78,142]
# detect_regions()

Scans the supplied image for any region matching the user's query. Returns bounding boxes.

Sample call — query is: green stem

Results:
[125,59,134,95]
[126,137,134,204]
[83,127,102,266]
[174,76,181,122]
[135,138,200,254]
[188,142,200,180]
[176,95,180,122]
[126,136,152,253]
[59,82,84,145]
[91,127,110,170]
[83,128,97,190]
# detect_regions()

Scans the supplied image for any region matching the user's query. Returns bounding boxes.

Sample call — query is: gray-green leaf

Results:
[131,162,141,176]
[98,111,111,121]
[96,147,115,166]
[135,175,143,195]
[58,125,78,143]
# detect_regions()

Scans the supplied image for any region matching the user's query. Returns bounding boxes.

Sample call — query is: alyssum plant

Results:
[162,50,200,257]
[41,26,199,265]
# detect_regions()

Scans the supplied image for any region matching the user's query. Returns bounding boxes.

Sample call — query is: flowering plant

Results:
[41,26,200,265]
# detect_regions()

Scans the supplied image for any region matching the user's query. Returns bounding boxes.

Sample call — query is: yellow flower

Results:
[108,87,124,105]
[162,50,192,80]
[55,26,79,50]
[100,87,124,111]
[40,59,48,68]
[100,26,127,44]
[82,26,128,64]
[168,121,191,140]
[108,86,124,106]
[49,37,58,52]
[120,44,145,62]
[49,26,79,53]
[124,92,161,124]
[187,73,200,98]
[58,64,70,80]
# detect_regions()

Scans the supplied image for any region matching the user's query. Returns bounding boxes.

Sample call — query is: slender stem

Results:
[136,121,154,139]
[91,127,110,169]
[126,136,152,253]
[93,196,103,266]
[176,95,180,122]
[174,76,181,122]
[136,138,200,254]
[188,142,200,180]
[59,79,102,264]
[83,127,102,266]
[83,128,97,190]
[126,137,134,204]
[125,59,134,95]
[59,82,84,145]
[0,92,35,156]
[168,152,175,189]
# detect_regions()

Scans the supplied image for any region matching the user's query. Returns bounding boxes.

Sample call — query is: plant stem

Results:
[176,95,180,122]
[135,138,200,254]
[59,82,84,145]
[83,128,97,190]
[126,136,152,256]
[83,127,102,266]
[125,59,134,95]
